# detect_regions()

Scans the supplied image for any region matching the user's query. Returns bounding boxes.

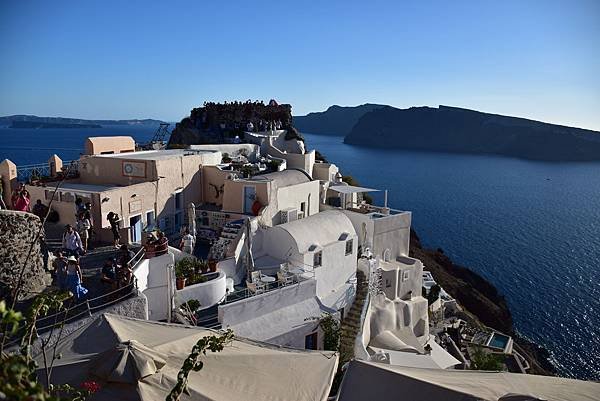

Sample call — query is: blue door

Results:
[243,186,256,214]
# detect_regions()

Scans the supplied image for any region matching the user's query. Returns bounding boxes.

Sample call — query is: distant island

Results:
[295,104,600,162]
[9,121,102,129]
[0,115,165,128]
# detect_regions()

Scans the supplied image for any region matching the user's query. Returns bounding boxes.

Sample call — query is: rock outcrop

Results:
[0,210,50,301]
[168,100,293,147]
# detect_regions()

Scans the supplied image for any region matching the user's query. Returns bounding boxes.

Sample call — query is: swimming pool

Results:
[488,333,510,350]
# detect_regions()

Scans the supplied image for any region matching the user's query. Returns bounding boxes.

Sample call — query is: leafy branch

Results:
[166,329,234,401]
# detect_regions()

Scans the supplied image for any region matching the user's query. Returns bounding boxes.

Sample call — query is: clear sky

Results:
[1,0,599,130]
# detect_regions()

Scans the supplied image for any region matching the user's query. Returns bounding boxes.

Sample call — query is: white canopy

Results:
[35,313,338,401]
[328,185,379,194]
[337,360,600,401]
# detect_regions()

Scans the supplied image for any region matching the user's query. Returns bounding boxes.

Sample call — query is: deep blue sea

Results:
[301,133,600,381]
[1,127,598,380]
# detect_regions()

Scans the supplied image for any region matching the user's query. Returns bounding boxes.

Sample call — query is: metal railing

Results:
[3,248,146,349]
[16,160,79,182]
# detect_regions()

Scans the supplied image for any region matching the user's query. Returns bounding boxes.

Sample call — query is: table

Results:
[260,276,276,283]
[288,268,304,275]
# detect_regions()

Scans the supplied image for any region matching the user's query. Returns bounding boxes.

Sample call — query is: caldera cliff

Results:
[344,105,600,161]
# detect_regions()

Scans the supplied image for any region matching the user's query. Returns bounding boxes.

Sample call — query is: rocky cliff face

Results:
[168,101,293,147]
[409,229,555,375]
[0,210,50,301]
[344,105,600,161]
[293,103,385,136]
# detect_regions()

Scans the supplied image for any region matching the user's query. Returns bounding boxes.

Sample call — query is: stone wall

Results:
[0,210,49,300]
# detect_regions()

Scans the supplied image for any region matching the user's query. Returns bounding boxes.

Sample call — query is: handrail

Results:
[35,248,144,325]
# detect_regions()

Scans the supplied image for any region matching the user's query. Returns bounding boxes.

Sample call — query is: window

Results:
[402,270,410,282]
[146,211,155,228]
[313,251,322,267]
[44,190,57,201]
[305,332,318,350]
[60,192,75,203]
[345,239,353,255]
[385,278,392,288]
[174,191,183,210]
[300,202,305,212]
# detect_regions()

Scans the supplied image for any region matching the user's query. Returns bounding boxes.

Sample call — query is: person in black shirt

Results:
[107,212,121,248]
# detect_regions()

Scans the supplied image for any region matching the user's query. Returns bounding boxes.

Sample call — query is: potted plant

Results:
[175,258,194,290]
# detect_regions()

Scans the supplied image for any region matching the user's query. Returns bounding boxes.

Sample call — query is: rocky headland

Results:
[168,100,294,147]
[294,104,600,161]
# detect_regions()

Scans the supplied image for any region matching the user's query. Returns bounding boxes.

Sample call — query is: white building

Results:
[216,210,359,350]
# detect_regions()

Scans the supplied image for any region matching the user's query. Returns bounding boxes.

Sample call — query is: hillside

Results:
[344,105,600,161]
[0,115,164,127]
[409,229,555,375]
[293,104,385,135]
[9,121,101,129]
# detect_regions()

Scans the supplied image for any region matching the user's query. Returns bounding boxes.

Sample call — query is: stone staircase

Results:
[339,269,368,365]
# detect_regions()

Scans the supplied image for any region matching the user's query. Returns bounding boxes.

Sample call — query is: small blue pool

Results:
[488,333,510,350]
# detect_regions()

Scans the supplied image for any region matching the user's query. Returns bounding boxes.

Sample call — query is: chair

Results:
[251,271,261,283]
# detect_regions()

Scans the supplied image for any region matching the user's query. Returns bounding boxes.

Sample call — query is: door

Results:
[243,186,256,214]
[130,215,142,243]
[305,332,318,350]
[146,211,155,230]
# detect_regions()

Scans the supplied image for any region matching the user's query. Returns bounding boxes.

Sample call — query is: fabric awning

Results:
[34,313,338,401]
[328,185,379,194]
[337,360,600,401]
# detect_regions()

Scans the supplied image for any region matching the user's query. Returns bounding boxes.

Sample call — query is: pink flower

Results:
[81,380,101,393]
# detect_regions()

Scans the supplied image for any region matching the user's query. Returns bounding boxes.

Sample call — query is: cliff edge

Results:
[409,229,555,375]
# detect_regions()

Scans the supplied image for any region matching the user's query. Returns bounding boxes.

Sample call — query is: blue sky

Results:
[1,0,599,130]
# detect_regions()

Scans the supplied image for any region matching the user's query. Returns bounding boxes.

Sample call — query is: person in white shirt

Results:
[179,229,195,254]
[62,224,84,258]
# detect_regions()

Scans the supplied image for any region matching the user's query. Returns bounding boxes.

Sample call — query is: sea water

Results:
[302,133,600,380]
[1,127,598,379]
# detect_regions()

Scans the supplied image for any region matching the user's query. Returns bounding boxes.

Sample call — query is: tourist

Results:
[65,256,88,301]
[32,199,48,219]
[101,257,118,289]
[53,250,68,291]
[180,228,195,254]
[155,231,169,256]
[11,183,24,209]
[62,224,84,258]
[0,177,7,209]
[75,198,86,217]
[117,245,134,287]
[107,212,121,248]
[76,212,92,252]
[14,189,31,212]
[118,244,135,267]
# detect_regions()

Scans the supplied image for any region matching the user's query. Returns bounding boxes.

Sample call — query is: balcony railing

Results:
[17,160,79,183]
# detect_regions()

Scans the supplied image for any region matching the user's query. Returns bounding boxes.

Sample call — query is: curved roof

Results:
[277,210,356,253]
[250,169,311,188]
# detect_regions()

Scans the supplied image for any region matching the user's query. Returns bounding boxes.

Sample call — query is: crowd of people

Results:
[0,183,176,302]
